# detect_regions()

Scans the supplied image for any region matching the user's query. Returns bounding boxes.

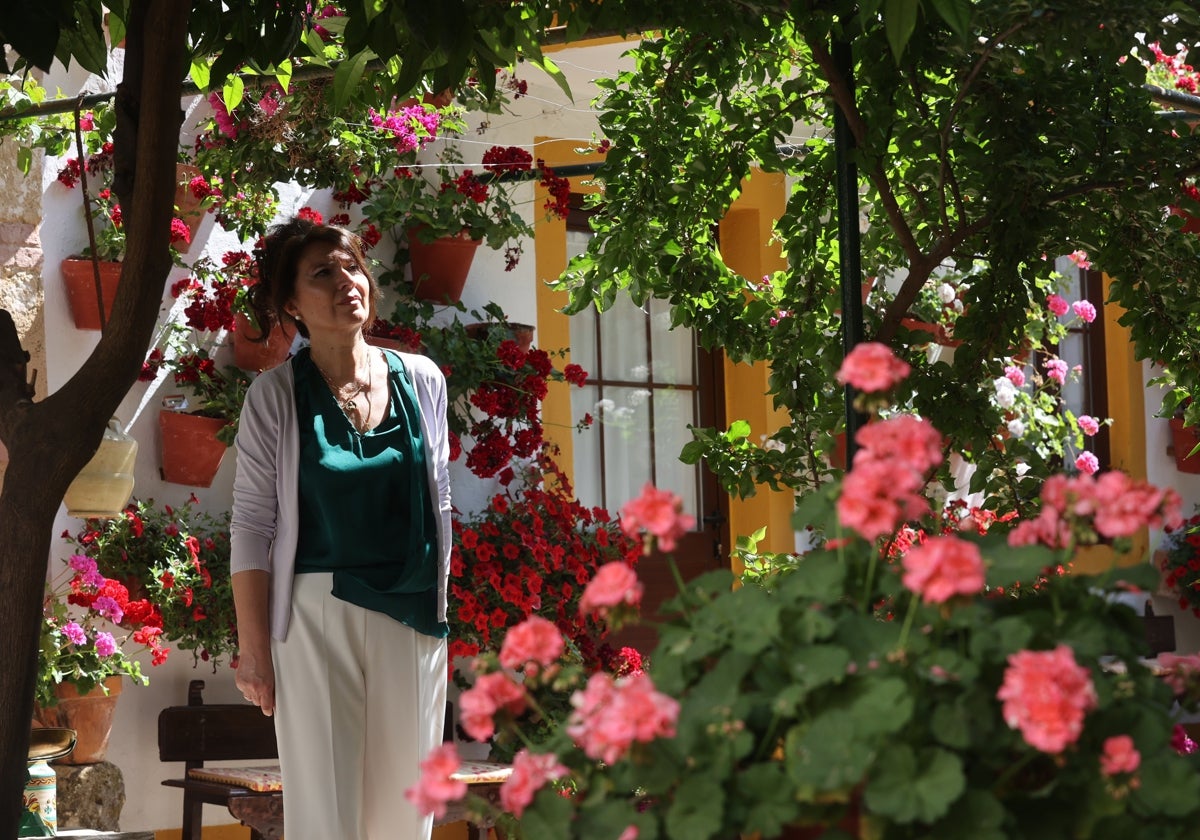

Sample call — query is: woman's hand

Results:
[235,649,276,716]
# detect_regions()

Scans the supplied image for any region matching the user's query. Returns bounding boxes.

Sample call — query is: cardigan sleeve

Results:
[230,374,282,575]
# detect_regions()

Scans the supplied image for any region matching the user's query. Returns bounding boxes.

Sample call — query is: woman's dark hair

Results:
[248,216,380,341]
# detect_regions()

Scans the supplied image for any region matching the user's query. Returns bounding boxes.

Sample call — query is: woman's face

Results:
[285,240,373,336]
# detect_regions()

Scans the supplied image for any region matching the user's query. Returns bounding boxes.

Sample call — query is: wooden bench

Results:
[158,679,509,839]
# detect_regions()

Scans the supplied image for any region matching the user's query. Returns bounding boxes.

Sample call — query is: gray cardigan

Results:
[229,349,452,641]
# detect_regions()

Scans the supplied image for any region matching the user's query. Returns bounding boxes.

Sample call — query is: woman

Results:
[230,216,450,839]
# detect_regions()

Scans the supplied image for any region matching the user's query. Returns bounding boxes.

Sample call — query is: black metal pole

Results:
[833,33,866,465]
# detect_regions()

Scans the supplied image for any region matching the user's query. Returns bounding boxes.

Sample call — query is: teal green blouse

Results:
[292,347,447,638]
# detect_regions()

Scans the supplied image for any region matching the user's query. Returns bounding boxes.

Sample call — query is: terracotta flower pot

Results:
[464,322,535,352]
[231,312,295,372]
[61,258,122,330]
[173,163,207,252]
[159,411,229,488]
[34,676,123,765]
[408,228,482,304]
[1170,416,1200,474]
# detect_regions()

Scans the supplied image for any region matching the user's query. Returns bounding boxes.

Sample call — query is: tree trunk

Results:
[0,1,190,834]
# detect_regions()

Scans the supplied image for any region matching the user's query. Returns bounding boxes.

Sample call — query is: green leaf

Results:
[926,0,972,39]
[864,745,965,823]
[222,75,245,113]
[777,551,846,603]
[735,762,802,836]
[518,785,575,837]
[665,776,725,840]
[189,58,211,91]
[331,48,374,112]
[786,644,851,695]
[884,0,921,61]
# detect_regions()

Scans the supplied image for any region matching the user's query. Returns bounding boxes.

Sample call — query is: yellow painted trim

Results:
[1071,273,1148,574]
[718,170,793,567]
[534,137,606,479]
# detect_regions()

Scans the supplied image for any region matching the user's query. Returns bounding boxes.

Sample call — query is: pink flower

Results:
[499,616,565,671]
[404,743,467,819]
[1078,415,1100,436]
[1004,365,1026,387]
[618,828,640,840]
[996,645,1097,754]
[1172,724,1198,755]
[1100,735,1140,776]
[1156,653,1200,696]
[900,536,986,603]
[1044,358,1068,384]
[457,672,527,742]
[1072,300,1097,323]
[78,112,95,131]
[94,631,117,657]
[1047,294,1070,317]
[620,484,696,552]
[1068,249,1092,270]
[836,342,912,392]
[838,458,929,542]
[1075,451,1099,475]
[62,621,87,646]
[499,749,569,817]
[853,415,944,474]
[567,672,680,764]
[579,562,643,619]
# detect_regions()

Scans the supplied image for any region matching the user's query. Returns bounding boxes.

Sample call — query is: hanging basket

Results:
[464,322,535,352]
[173,163,206,253]
[159,410,229,488]
[63,417,137,519]
[407,227,482,304]
[1170,416,1200,473]
[33,676,123,765]
[61,258,122,330]
[231,312,294,372]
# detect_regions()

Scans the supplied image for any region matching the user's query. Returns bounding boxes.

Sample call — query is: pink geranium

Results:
[1047,294,1070,317]
[1004,365,1026,388]
[1045,358,1068,384]
[1078,415,1100,436]
[1099,735,1140,776]
[900,535,986,603]
[499,615,565,672]
[457,671,528,742]
[1072,300,1097,323]
[620,484,696,552]
[579,561,643,619]
[499,749,569,817]
[996,645,1097,753]
[404,743,467,819]
[836,342,912,393]
[1074,451,1099,475]
[567,672,680,764]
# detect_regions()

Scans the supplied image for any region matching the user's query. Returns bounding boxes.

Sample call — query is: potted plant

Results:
[171,250,296,371]
[55,109,193,329]
[142,347,251,486]
[36,551,169,763]
[386,299,589,479]
[1156,511,1200,619]
[64,495,238,668]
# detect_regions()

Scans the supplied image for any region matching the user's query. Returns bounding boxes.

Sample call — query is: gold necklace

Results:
[313,355,372,432]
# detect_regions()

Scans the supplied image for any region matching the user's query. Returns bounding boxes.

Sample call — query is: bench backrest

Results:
[158,679,278,772]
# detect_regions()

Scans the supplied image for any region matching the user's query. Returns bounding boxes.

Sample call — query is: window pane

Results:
[600,296,649,382]
[653,388,699,514]
[571,384,603,510]
[649,298,694,386]
[599,385,653,507]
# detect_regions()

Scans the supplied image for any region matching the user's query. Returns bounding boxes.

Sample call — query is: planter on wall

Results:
[174,163,207,252]
[231,313,294,372]
[464,322,535,352]
[1170,416,1200,473]
[159,411,229,488]
[407,228,482,304]
[61,258,122,330]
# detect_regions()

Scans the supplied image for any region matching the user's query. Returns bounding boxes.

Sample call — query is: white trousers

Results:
[272,573,448,840]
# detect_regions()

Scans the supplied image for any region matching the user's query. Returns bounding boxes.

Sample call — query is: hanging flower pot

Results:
[62,417,137,519]
[61,258,122,330]
[1170,416,1200,473]
[231,312,294,372]
[33,676,123,765]
[159,410,229,487]
[464,321,535,352]
[407,227,481,304]
[173,163,207,252]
